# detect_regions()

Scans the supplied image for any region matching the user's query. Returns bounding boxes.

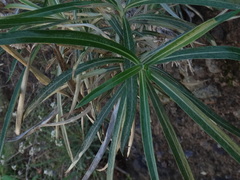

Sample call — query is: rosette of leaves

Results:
[0,0,240,179]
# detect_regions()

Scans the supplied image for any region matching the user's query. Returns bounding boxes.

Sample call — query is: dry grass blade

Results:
[15,58,30,135]
[127,120,135,157]
[68,74,81,117]
[53,45,77,95]
[41,106,91,127]
[1,45,50,85]
[82,100,120,180]
[57,67,74,161]
[97,163,108,172]
[7,109,58,142]
[57,23,111,39]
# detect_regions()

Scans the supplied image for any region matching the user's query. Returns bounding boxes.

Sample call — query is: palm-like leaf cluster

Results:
[0,0,240,179]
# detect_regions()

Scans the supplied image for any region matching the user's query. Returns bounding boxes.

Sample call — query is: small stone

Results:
[206,60,221,74]
[184,150,194,158]
[233,110,240,119]
[193,85,221,99]
[200,171,207,176]
[11,165,17,171]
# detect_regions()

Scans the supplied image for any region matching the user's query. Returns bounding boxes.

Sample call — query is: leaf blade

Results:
[107,96,127,180]
[139,70,159,180]
[0,17,64,29]
[126,0,240,10]
[130,13,194,33]
[147,82,194,179]
[3,1,105,18]
[157,46,240,64]
[0,30,139,64]
[0,70,24,156]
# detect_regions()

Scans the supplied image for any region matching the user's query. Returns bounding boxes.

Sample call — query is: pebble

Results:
[193,85,221,99]
[184,150,194,158]
[200,171,207,176]
[206,60,221,74]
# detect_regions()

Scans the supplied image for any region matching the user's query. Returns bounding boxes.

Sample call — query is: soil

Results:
[1,6,240,180]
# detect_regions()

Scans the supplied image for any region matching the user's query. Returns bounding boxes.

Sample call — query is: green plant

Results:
[0,0,240,179]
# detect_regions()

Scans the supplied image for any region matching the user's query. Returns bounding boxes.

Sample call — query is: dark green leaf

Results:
[107,95,127,180]
[160,3,180,19]
[120,75,138,152]
[7,59,18,82]
[126,0,240,11]
[0,30,139,64]
[157,46,240,64]
[3,1,106,18]
[121,17,138,150]
[139,70,159,180]
[147,82,194,179]
[0,70,24,156]
[107,15,123,38]
[130,13,194,33]
[0,48,4,56]
[123,16,135,52]
[0,17,64,29]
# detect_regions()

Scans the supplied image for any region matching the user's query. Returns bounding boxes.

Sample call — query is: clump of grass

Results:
[0,0,240,179]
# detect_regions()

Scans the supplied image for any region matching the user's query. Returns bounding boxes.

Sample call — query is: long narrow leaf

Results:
[3,1,106,18]
[150,69,240,164]
[147,82,194,179]
[0,17,64,29]
[19,0,41,8]
[123,16,135,52]
[57,67,73,161]
[0,48,4,56]
[120,75,138,152]
[5,3,38,11]
[161,3,180,19]
[139,70,159,180]
[130,13,194,33]
[107,95,127,180]
[143,10,240,65]
[105,0,117,6]
[66,84,125,173]
[7,59,18,82]
[126,0,240,11]
[156,46,240,64]
[120,17,138,153]
[82,100,121,180]
[0,30,139,64]
[0,71,24,156]
[107,15,123,38]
